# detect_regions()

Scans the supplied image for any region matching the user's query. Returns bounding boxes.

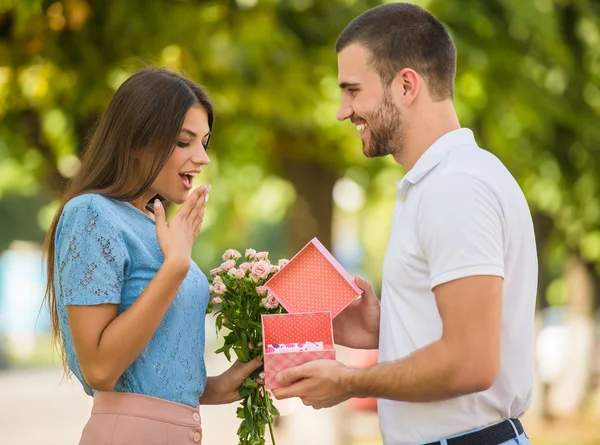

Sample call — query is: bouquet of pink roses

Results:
[207,248,288,445]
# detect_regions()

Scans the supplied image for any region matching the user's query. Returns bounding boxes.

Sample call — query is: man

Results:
[271,3,537,445]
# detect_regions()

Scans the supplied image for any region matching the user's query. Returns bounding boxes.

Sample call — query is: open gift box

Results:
[262,237,363,389]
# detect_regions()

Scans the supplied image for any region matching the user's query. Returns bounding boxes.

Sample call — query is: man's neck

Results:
[394,101,460,172]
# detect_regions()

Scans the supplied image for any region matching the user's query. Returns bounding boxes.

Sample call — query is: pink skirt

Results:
[79,392,203,445]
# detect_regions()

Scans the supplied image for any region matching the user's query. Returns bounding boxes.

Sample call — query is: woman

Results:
[43,68,260,444]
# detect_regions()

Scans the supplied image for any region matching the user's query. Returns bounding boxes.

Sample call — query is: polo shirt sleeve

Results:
[56,202,129,306]
[416,172,505,290]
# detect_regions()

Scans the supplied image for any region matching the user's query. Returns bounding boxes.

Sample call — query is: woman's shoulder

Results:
[63,193,119,216]
[59,193,126,237]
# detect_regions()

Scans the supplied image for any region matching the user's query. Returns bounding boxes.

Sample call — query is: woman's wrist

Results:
[162,257,190,279]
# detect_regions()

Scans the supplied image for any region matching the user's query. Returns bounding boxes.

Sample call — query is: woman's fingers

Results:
[192,195,208,236]
[178,185,207,219]
[188,186,209,222]
[153,199,168,241]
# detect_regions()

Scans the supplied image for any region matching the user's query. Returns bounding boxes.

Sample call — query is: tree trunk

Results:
[549,253,596,415]
[531,212,554,421]
[280,157,337,254]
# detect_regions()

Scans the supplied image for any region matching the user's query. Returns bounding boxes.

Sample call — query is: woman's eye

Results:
[202,143,209,151]
[177,141,190,148]
[348,89,358,97]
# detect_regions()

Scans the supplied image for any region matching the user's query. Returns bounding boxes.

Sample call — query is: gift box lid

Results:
[265,237,363,318]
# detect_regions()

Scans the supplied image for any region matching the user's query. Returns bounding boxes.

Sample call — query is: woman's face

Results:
[149,105,211,204]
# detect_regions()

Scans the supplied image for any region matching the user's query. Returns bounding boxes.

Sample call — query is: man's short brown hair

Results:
[336,3,457,101]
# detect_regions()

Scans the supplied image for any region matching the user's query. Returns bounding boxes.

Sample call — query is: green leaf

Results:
[268,399,280,417]
[243,377,258,389]
[248,321,263,330]
[234,346,250,362]
[236,407,245,419]
[235,319,249,329]
[239,386,251,399]
[214,344,231,355]
[244,408,255,435]
[225,332,238,345]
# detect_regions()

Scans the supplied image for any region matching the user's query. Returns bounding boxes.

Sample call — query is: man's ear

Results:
[391,68,421,106]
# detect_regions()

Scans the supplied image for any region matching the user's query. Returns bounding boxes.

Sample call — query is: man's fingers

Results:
[273,361,317,392]
[272,381,308,400]
[355,275,379,304]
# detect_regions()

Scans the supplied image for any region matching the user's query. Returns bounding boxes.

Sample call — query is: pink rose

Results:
[256,286,268,296]
[251,261,270,280]
[221,259,236,270]
[245,249,257,259]
[213,282,226,295]
[212,296,222,304]
[270,266,280,274]
[256,251,269,261]
[213,275,223,285]
[222,318,229,324]
[239,262,251,272]
[210,267,222,276]
[222,249,241,261]
[262,293,279,309]
[235,269,246,279]
[228,268,238,277]
[278,259,289,268]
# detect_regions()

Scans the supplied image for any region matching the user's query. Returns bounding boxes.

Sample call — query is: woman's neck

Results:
[129,194,155,217]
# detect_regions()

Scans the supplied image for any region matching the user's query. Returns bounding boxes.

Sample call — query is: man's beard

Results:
[361,92,404,159]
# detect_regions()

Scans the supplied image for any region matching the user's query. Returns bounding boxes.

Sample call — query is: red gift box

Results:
[262,238,363,389]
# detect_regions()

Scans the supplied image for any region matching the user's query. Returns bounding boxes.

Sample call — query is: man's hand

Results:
[333,275,380,349]
[271,360,355,409]
[200,358,263,405]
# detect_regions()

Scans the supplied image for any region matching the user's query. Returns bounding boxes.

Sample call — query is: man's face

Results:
[337,43,404,159]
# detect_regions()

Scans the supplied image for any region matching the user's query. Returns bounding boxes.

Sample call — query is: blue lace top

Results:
[54,193,210,407]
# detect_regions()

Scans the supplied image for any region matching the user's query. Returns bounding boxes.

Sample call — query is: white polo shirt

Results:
[378,128,538,445]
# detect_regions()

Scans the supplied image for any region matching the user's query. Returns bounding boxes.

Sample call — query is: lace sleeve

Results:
[56,203,129,306]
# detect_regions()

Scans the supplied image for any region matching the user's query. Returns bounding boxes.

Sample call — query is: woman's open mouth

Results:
[179,172,198,190]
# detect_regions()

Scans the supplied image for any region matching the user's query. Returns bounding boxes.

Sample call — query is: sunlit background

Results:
[1,0,600,444]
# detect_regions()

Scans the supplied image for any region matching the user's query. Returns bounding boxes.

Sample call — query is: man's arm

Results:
[272,274,502,407]
[345,274,502,401]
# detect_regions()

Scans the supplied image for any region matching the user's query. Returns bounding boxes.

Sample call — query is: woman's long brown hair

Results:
[43,68,214,369]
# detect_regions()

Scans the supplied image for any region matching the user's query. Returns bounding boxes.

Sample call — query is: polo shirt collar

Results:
[396,128,477,189]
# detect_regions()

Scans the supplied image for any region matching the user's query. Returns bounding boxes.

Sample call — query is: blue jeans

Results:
[434,419,531,445]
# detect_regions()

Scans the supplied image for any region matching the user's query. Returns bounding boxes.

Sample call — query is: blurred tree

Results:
[0,0,383,257]
[1,0,600,414]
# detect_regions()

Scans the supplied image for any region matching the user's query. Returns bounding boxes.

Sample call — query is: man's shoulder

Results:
[431,146,519,195]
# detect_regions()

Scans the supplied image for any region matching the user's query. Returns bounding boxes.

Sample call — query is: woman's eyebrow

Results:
[181,128,197,138]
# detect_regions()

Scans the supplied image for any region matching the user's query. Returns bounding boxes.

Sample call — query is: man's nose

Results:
[336,103,353,122]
